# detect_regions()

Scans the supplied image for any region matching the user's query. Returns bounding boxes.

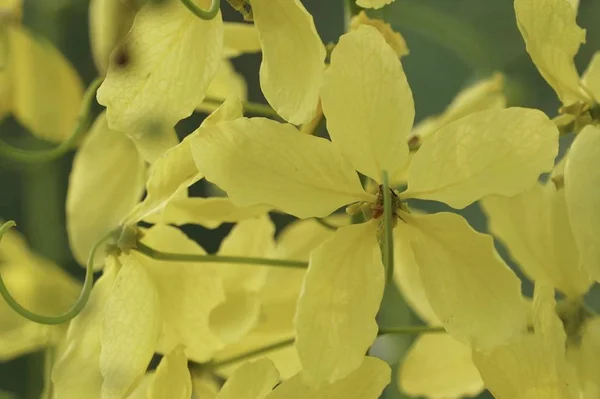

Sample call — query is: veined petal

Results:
[322,26,412,182]
[97,0,223,132]
[482,182,590,298]
[101,256,162,399]
[191,118,371,219]
[565,125,600,282]
[392,222,440,325]
[137,225,225,362]
[406,212,528,350]
[251,0,325,124]
[67,112,145,267]
[52,261,117,399]
[8,26,83,142]
[295,221,384,384]
[223,22,261,58]
[399,334,483,399]
[215,358,279,399]
[582,52,600,102]
[356,0,394,10]
[148,346,192,399]
[144,197,270,229]
[404,108,558,209]
[266,357,391,399]
[515,0,589,105]
[349,12,409,58]
[125,97,242,225]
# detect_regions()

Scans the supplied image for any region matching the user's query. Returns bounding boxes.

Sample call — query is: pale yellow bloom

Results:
[191,26,557,384]
[350,11,408,58]
[356,0,395,10]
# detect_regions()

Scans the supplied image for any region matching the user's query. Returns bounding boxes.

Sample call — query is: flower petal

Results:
[67,112,145,266]
[215,358,279,399]
[515,0,588,105]
[198,60,247,113]
[126,125,179,164]
[482,182,590,298]
[295,221,384,384]
[266,356,391,399]
[406,212,528,350]
[565,125,600,282]
[223,22,261,58]
[8,26,83,142]
[148,346,192,399]
[97,0,223,132]
[356,0,394,10]
[191,118,371,218]
[52,262,118,399]
[322,26,412,182]
[404,108,558,208]
[137,225,225,362]
[349,12,408,58]
[582,52,600,102]
[251,0,325,124]
[209,292,261,345]
[399,334,483,399]
[101,256,162,399]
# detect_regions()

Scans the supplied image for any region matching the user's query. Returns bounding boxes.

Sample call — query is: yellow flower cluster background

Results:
[1,0,600,398]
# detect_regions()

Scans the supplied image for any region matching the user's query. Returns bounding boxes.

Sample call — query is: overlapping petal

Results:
[403,108,558,209]
[515,0,588,105]
[322,26,413,182]
[295,221,384,384]
[565,125,600,282]
[350,12,408,58]
[67,112,145,266]
[582,52,600,102]
[215,359,279,399]
[406,212,528,350]
[223,22,261,58]
[191,118,372,218]
[147,346,192,399]
[251,0,325,124]
[356,0,395,10]
[97,0,223,132]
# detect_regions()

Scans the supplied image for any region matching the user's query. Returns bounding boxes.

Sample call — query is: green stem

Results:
[180,0,221,20]
[0,77,103,164]
[378,325,446,335]
[382,170,394,283]
[0,222,110,325]
[134,241,308,269]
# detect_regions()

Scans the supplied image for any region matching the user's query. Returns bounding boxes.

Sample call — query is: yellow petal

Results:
[482,182,590,298]
[147,197,270,229]
[127,125,179,164]
[295,221,384,384]
[67,112,145,266]
[97,0,223,132]
[0,0,21,22]
[399,334,483,399]
[406,212,528,350]
[473,333,577,399]
[126,373,154,399]
[198,60,247,113]
[209,292,261,345]
[582,52,600,102]
[100,256,162,399]
[266,356,391,399]
[578,317,600,393]
[148,346,192,399]
[251,0,325,124]
[392,222,440,325]
[191,372,219,399]
[124,97,243,225]
[215,358,279,399]
[410,73,506,142]
[565,125,600,282]
[8,26,83,142]
[356,0,394,9]
[137,225,226,362]
[191,118,372,218]
[349,12,408,58]
[515,0,589,105]
[52,262,118,399]
[322,26,412,182]
[404,108,558,209]
[88,0,135,75]
[223,22,261,58]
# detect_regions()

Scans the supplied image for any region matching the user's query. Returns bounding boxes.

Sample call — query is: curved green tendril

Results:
[0,77,103,164]
[180,0,220,20]
[0,223,110,325]
[135,241,308,269]
[382,170,394,283]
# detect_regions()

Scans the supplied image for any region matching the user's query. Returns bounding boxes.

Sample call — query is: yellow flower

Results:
[191,25,558,384]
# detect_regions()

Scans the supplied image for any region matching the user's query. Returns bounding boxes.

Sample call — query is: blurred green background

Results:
[1,0,600,397]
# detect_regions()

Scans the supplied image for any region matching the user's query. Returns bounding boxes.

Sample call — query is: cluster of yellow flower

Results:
[0,0,599,397]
